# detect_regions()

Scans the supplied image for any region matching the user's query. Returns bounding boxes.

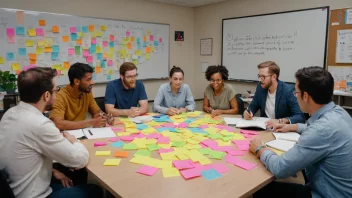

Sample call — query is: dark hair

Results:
[18,67,57,103]
[119,62,137,76]
[258,61,280,80]
[68,62,93,85]
[295,66,334,104]
[169,66,184,77]
[205,65,229,81]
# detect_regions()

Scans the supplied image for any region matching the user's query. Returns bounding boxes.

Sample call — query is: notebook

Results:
[223,117,242,125]
[272,132,300,142]
[65,127,116,139]
[235,117,269,129]
[265,139,296,152]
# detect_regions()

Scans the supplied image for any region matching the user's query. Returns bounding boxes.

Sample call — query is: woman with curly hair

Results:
[203,65,238,117]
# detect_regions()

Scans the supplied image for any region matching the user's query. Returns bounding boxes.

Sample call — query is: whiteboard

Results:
[336,29,352,63]
[222,7,329,83]
[0,8,169,85]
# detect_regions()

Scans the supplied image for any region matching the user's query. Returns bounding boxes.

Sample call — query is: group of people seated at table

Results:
[0,60,351,198]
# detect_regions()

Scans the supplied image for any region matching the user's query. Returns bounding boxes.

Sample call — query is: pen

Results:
[88,129,93,136]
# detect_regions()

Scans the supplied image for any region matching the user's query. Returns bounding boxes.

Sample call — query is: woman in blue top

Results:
[153,66,196,116]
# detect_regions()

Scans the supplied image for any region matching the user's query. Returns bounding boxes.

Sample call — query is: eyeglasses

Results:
[52,87,60,93]
[125,73,138,79]
[293,91,301,97]
[257,74,272,81]
[210,79,222,83]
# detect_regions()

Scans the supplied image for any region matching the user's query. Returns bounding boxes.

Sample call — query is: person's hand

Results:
[91,116,107,127]
[211,109,222,117]
[178,108,187,113]
[106,113,115,126]
[53,169,73,188]
[128,107,141,117]
[249,138,264,155]
[62,132,77,144]
[167,108,179,116]
[266,119,280,129]
[273,124,297,133]
[243,110,253,120]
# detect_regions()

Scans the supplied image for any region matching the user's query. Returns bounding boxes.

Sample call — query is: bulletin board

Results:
[0,8,170,85]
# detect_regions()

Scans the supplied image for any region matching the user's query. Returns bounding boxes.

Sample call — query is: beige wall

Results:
[0,0,194,100]
[193,0,352,99]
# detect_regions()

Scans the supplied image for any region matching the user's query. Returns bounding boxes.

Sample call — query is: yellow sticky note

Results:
[95,151,111,156]
[0,56,4,64]
[25,40,34,47]
[176,154,189,160]
[160,152,178,160]
[96,46,102,53]
[162,167,180,178]
[90,32,96,38]
[131,36,135,42]
[96,31,103,37]
[64,62,70,69]
[126,128,139,133]
[272,148,284,156]
[108,69,113,75]
[158,143,172,149]
[146,53,150,60]
[27,29,36,37]
[77,32,83,38]
[132,59,138,66]
[130,155,150,165]
[103,159,121,166]
[36,47,43,54]
[199,157,212,165]
[151,46,154,52]
[101,25,107,31]
[135,50,142,56]
[11,63,21,71]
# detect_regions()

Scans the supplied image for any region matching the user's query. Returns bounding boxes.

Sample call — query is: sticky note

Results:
[201,169,221,180]
[91,38,97,44]
[123,143,137,150]
[83,50,89,57]
[0,57,4,64]
[126,30,130,37]
[134,149,151,157]
[147,144,160,151]
[150,35,154,41]
[16,11,24,24]
[111,141,125,148]
[75,46,81,55]
[137,165,159,176]
[44,47,52,53]
[11,63,20,70]
[89,24,94,32]
[96,46,102,53]
[18,48,27,56]
[162,167,180,178]
[82,26,88,33]
[76,39,82,45]
[109,35,114,41]
[51,52,59,60]
[94,142,107,147]
[52,45,60,53]
[6,28,15,36]
[27,29,36,37]
[209,151,226,160]
[106,60,113,66]
[96,53,103,60]
[30,59,36,65]
[114,150,129,158]
[6,52,14,61]
[96,31,102,37]
[29,53,36,60]
[16,26,25,35]
[234,159,257,170]
[90,44,96,54]
[70,26,77,33]
[36,28,44,36]
[71,33,77,41]
[95,151,111,156]
[86,56,93,63]
[7,36,15,43]
[101,25,107,31]
[103,159,121,166]
[68,48,75,55]
[146,53,150,60]
[52,26,59,33]
[38,20,46,26]
[173,160,194,170]
[95,66,101,74]
[159,37,162,43]
[227,150,247,156]
[127,43,132,50]
[63,62,70,69]
[102,41,108,47]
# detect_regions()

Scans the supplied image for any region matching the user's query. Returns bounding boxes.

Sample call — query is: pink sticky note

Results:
[91,38,97,44]
[23,65,36,71]
[176,122,188,128]
[158,148,174,154]
[161,123,175,128]
[225,154,242,165]
[56,70,61,75]
[109,137,119,142]
[120,136,135,141]
[240,129,258,135]
[201,139,218,147]
[70,26,77,33]
[109,35,115,41]
[233,140,251,145]
[147,133,161,139]
[180,168,201,179]
[83,50,90,57]
[133,134,145,138]
[126,31,130,37]
[243,134,255,139]
[102,41,108,47]
[237,144,249,151]
[68,48,75,55]
[226,150,247,156]
[204,164,229,173]
[149,35,154,41]
[36,28,44,36]
[8,36,15,43]
[94,142,107,147]
[215,125,234,131]
[6,28,15,36]
[173,160,194,170]
[199,125,209,129]
[86,56,93,63]
[137,165,159,176]
[159,37,162,43]
[157,137,170,144]
[234,160,257,171]
[189,162,203,168]
[213,146,233,152]
[107,60,113,66]
[112,127,125,132]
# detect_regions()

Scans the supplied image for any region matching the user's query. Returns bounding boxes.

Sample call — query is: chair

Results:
[0,169,15,198]
[236,94,244,115]
[95,97,105,113]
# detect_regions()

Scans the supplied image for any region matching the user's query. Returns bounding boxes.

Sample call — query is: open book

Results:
[65,127,116,139]
[235,117,270,130]
[272,132,300,142]
[266,132,300,152]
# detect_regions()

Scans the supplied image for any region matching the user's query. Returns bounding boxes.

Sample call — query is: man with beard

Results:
[50,62,113,131]
[105,62,148,117]
[0,67,102,198]
[243,61,305,128]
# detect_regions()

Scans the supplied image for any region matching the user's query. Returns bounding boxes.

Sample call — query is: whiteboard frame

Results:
[1,8,170,82]
[221,6,329,83]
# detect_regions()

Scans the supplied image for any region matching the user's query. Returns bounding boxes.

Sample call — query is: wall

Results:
[193,0,352,99]
[0,0,194,100]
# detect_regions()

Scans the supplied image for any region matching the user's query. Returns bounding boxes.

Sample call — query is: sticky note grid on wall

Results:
[0,8,170,85]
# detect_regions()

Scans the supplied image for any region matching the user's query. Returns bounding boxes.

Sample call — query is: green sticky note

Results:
[221,136,232,142]
[147,144,160,151]
[134,149,151,157]
[75,46,81,55]
[172,141,185,148]
[209,151,225,160]
[208,134,222,140]
[123,143,137,150]
[198,148,213,155]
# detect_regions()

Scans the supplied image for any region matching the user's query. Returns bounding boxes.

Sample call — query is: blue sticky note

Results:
[6,52,14,61]
[111,141,124,148]
[109,41,114,48]
[16,26,25,35]
[96,53,103,60]
[154,41,159,46]
[156,127,171,132]
[137,42,141,50]
[189,128,203,133]
[76,26,81,32]
[201,169,222,180]
[70,33,77,41]
[106,75,111,81]
[100,60,106,68]
[136,124,149,130]
[51,52,59,60]
[82,26,88,33]
[52,45,60,53]
[90,44,96,54]
[143,42,148,47]
[184,118,196,123]
[137,38,141,43]
[18,48,27,56]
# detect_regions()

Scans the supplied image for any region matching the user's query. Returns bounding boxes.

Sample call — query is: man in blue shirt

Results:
[105,62,148,117]
[243,61,305,128]
[250,67,352,198]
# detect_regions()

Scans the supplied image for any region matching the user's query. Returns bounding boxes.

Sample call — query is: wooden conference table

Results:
[82,115,277,198]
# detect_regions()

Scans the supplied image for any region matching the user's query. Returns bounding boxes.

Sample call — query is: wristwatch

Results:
[255,144,267,155]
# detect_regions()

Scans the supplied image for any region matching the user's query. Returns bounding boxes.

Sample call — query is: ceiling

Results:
[149,0,228,7]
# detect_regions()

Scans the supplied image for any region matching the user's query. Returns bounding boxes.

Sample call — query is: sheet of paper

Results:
[65,129,84,139]
[266,139,295,152]
[272,132,300,142]
[223,117,242,125]
[82,127,116,139]
[235,117,269,129]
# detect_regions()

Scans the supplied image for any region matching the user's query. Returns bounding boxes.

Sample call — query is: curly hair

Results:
[205,65,229,81]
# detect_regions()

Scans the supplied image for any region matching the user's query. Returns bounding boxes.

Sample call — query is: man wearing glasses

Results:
[105,62,148,117]
[243,61,305,128]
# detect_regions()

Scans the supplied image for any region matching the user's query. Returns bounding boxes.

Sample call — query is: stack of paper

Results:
[265,139,295,152]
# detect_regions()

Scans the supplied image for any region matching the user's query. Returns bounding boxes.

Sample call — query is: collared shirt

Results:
[0,102,89,198]
[49,85,100,121]
[105,78,148,109]
[152,83,196,114]
[261,102,352,198]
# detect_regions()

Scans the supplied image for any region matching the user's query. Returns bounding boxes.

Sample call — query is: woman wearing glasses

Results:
[203,65,238,117]
[153,66,196,116]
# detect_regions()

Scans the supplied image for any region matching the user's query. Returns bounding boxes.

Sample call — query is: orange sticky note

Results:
[89,25,94,32]
[114,151,129,158]
[103,52,108,59]
[76,39,82,45]
[62,36,69,42]
[29,53,36,60]
[30,59,36,64]
[38,20,46,26]
[44,47,52,53]
[52,26,59,33]
[64,62,70,69]
[146,46,151,53]
[143,36,147,42]
[127,43,132,50]
[340,80,347,89]
[95,66,101,74]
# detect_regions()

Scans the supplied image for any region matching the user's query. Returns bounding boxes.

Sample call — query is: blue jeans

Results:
[48,183,103,198]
